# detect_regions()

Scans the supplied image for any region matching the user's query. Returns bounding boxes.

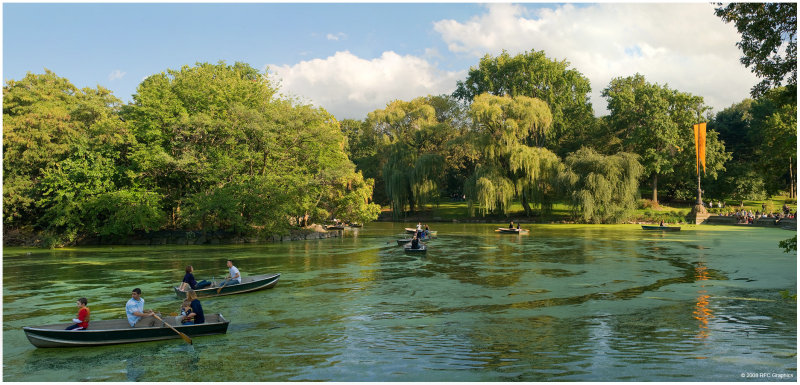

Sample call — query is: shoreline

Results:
[5,217,794,249]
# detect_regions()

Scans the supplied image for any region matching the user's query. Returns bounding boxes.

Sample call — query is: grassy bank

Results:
[379,195,797,224]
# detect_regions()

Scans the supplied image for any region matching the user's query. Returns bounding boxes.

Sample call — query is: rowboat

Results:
[496,228,529,234]
[174,273,280,298]
[641,225,681,231]
[23,313,229,348]
[403,243,427,253]
[404,228,437,236]
[326,225,347,230]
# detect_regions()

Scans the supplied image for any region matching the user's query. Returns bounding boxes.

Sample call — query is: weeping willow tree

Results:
[370,98,448,218]
[465,93,561,217]
[560,147,644,223]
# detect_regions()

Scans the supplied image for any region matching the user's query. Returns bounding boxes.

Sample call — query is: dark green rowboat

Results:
[642,225,681,231]
[404,243,427,253]
[641,225,681,231]
[23,313,229,348]
[174,273,280,299]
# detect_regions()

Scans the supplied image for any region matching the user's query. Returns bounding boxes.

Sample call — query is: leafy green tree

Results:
[340,118,388,204]
[367,97,452,216]
[123,61,379,233]
[465,93,561,217]
[750,88,797,198]
[560,148,643,223]
[3,70,152,244]
[453,49,595,156]
[715,3,797,100]
[602,74,726,204]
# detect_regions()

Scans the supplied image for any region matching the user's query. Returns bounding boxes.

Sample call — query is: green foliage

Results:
[84,190,166,237]
[709,89,796,199]
[560,148,644,223]
[602,73,728,203]
[715,3,797,99]
[465,93,561,217]
[453,49,594,155]
[4,63,379,246]
[779,235,797,253]
[369,96,468,217]
[3,70,142,244]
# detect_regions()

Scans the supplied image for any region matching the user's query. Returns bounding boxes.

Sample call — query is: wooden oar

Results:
[152,313,192,345]
[216,280,229,294]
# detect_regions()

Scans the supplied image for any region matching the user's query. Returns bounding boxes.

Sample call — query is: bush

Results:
[638,199,660,210]
[785,198,797,204]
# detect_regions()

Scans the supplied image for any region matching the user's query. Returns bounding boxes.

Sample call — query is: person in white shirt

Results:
[126,288,157,327]
[217,260,241,287]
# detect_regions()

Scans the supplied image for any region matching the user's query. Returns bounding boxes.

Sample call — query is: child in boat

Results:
[175,299,192,325]
[66,297,89,330]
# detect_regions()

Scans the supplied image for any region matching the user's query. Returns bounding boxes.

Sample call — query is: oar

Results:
[217,280,229,294]
[152,313,192,345]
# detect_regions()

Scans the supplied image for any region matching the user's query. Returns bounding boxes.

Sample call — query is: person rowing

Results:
[216,260,241,287]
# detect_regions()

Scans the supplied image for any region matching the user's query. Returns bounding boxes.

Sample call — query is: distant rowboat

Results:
[641,225,681,231]
[496,227,529,234]
[403,243,427,253]
[174,273,280,299]
[404,228,437,236]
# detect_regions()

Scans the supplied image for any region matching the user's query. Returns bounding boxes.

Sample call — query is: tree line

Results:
[344,3,796,220]
[4,63,381,247]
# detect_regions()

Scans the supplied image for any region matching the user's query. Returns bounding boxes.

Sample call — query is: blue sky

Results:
[3,3,757,120]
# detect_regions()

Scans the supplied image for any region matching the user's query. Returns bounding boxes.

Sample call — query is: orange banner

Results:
[693,123,706,175]
[698,122,706,174]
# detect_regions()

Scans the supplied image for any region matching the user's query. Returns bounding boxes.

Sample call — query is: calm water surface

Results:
[3,223,797,381]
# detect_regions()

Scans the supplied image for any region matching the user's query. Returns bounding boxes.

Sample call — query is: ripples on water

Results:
[3,223,797,381]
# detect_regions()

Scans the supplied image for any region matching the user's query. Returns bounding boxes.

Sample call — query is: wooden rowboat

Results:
[174,273,280,299]
[404,228,437,236]
[326,225,347,230]
[23,313,229,348]
[403,243,427,253]
[496,228,529,234]
[641,225,681,231]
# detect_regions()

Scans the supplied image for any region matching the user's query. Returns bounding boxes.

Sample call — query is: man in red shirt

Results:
[66,297,89,330]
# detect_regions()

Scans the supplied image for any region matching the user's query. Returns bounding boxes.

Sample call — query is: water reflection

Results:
[693,263,714,341]
[3,224,796,381]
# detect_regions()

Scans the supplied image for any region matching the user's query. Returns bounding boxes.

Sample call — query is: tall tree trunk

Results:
[652,174,658,204]
[521,191,533,217]
[789,158,795,199]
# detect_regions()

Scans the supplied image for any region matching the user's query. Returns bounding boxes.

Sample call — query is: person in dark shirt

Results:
[180,265,212,291]
[411,235,420,249]
[180,289,205,325]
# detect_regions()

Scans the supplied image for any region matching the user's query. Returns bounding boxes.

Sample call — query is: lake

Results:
[3,223,796,381]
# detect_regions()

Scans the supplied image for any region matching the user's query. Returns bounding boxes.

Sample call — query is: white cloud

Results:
[269,51,464,120]
[433,3,759,115]
[326,32,346,41]
[108,69,126,81]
